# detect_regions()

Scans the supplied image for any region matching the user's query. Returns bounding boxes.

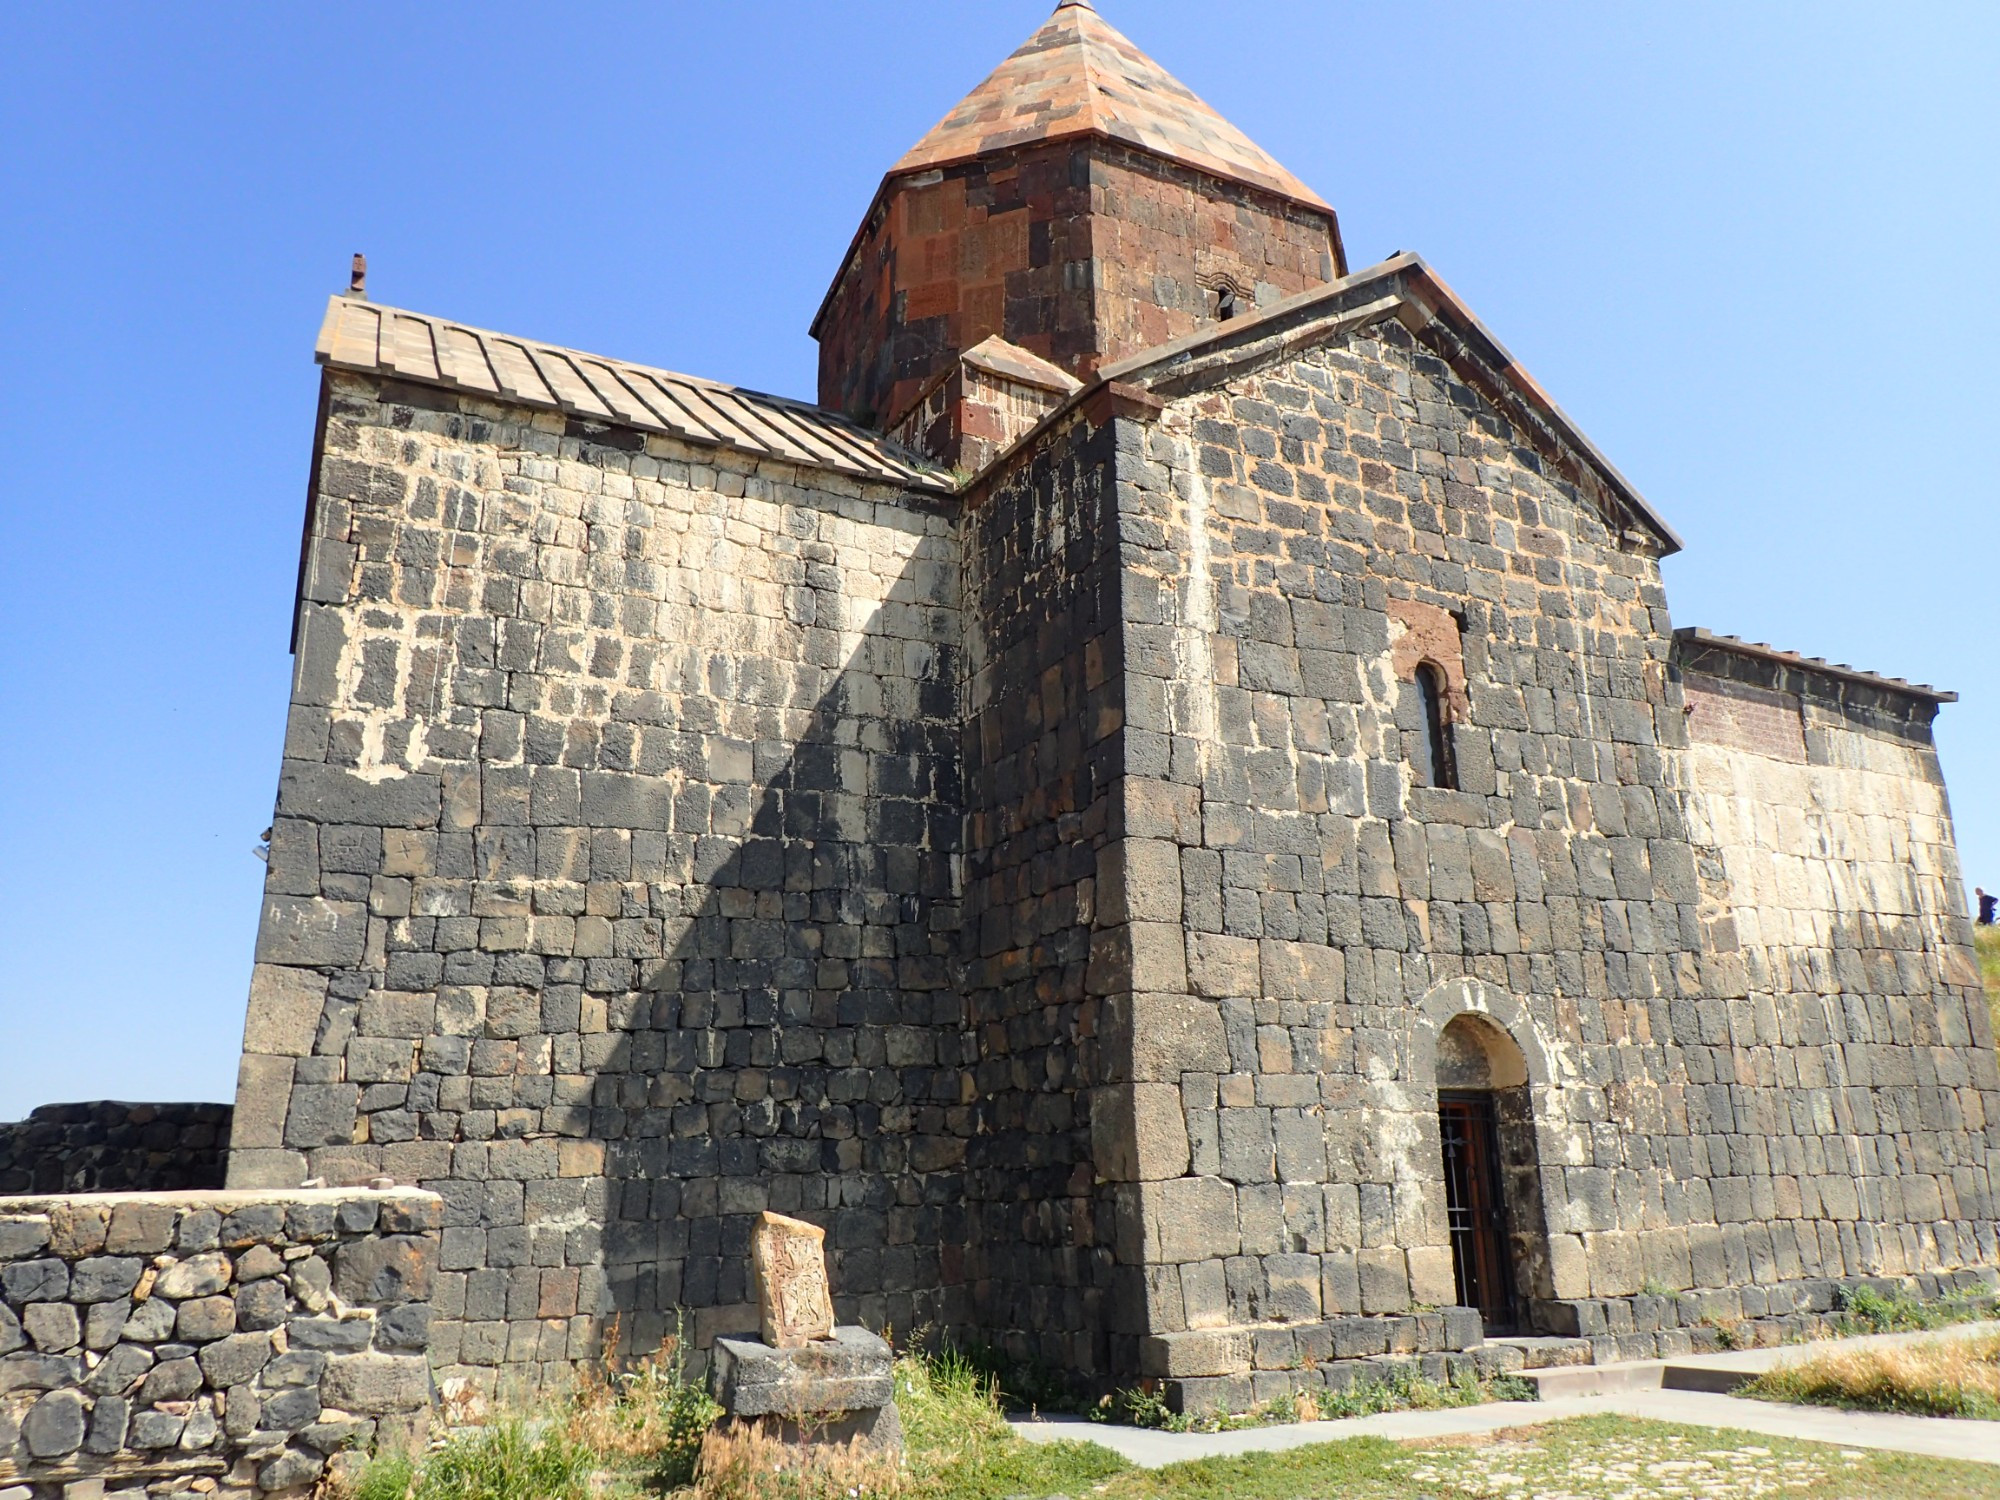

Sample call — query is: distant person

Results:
[1980,887,1997,926]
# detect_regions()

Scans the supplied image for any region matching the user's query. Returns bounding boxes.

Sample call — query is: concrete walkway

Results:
[1009,1324,2000,1469]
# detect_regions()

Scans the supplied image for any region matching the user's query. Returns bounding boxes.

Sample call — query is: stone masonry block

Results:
[1091,1084,1190,1183]
[1087,923,1187,997]
[1407,1246,1457,1308]
[1322,1252,1362,1315]
[278,763,442,829]
[284,1086,360,1151]
[1140,1177,1240,1263]
[321,1352,433,1414]
[1259,939,1343,1002]
[231,1054,296,1152]
[243,965,332,1058]
[710,1327,893,1417]
[1585,1232,1643,1298]
[1640,1229,1694,1292]
[255,897,368,967]
[334,1237,435,1306]
[1114,995,1229,1082]
[1098,839,1185,926]
[1140,1329,1250,1378]
[1188,933,1260,998]
[1547,1234,1591,1300]
[1357,1247,1410,1314]
[0,1220,52,1262]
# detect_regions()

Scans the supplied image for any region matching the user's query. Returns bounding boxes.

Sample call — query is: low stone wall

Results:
[1533,1266,2000,1361]
[0,1188,439,1500]
[0,1107,233,1196]
[1155,1310,1484,1413]
[1154,1269,2000,1412]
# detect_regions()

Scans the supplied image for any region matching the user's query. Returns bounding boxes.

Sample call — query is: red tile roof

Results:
[893,1,1330,212]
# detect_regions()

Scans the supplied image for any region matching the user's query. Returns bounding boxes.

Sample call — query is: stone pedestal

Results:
[709,1327,902,1454]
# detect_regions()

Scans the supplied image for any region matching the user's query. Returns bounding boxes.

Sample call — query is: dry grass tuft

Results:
[693,1421,903,1500]
[560,1323,719,1484]
[1744,1330,2000,1419]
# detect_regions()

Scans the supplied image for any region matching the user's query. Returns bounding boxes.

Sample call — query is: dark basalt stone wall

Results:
[0,1104,232,1195]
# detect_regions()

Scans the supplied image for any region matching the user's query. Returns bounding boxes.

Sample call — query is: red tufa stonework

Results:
[1388,599,1470,720]
[813,4,1344,430]
[1682,677,1808,764]
[890,336,1082,475]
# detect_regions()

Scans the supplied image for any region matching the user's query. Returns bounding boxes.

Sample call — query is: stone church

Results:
[222,1,1997,1410]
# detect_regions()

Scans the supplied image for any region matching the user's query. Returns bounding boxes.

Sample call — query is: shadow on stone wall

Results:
[552,511,970,1381]
[0,1103,232,1195]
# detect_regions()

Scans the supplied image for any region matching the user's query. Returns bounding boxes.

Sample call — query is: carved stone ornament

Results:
[751,1210,835,1348]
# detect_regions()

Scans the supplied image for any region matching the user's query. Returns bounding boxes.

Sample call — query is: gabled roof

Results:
[966,253,1683,554]
[961,335,1082,395]
[893,1,1330,213]
[313,296,949,493]
[1100,253,1685,553]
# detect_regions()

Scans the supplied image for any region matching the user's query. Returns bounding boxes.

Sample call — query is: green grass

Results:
[344,1343,2000,1499]
[894,1346,1129,1499]
[1833,1283,1997,1337]
[1090,1415,2000,1499]
[350,1421,593,1500]
[1094,1365,1537,1433]
[795,1362,2000,1498]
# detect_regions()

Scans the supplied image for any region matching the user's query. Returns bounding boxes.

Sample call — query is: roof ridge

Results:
[1071,6,1113,140]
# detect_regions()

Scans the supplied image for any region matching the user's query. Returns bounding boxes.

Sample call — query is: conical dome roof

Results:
[894,1,1329,211]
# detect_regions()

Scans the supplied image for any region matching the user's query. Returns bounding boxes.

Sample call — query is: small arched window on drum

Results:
[1412,662,1457,790]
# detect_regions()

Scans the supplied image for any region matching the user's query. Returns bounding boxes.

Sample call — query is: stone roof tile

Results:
[313,296,950,493]
[894,1,1329,211]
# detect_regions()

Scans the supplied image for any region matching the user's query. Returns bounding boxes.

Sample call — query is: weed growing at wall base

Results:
[1094,1365,1538,1433]
[1832,1283,1997,1336]
[350,1421,594,1500]
[341,1346,1131,1500]
[562,1316,722,1488]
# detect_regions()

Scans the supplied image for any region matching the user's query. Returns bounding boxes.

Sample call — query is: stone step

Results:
[1519,1360,1667,1398]
[1483,1335,1597,1370]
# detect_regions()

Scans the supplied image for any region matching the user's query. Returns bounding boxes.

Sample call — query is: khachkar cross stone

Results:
[751,1210,836,1348]
[715,1211,903,1454]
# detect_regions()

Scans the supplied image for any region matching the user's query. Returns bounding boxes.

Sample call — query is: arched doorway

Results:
[1435,1012,1546,1334]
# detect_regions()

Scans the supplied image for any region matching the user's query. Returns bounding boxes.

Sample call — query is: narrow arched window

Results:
[1215,284,1238,322]
[1413,662,1457,789]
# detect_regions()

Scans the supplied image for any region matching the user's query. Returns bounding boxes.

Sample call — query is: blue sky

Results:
[1,1,1994,1121]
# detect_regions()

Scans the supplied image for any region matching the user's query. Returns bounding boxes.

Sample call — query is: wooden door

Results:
[1439,1091,1517,1331]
